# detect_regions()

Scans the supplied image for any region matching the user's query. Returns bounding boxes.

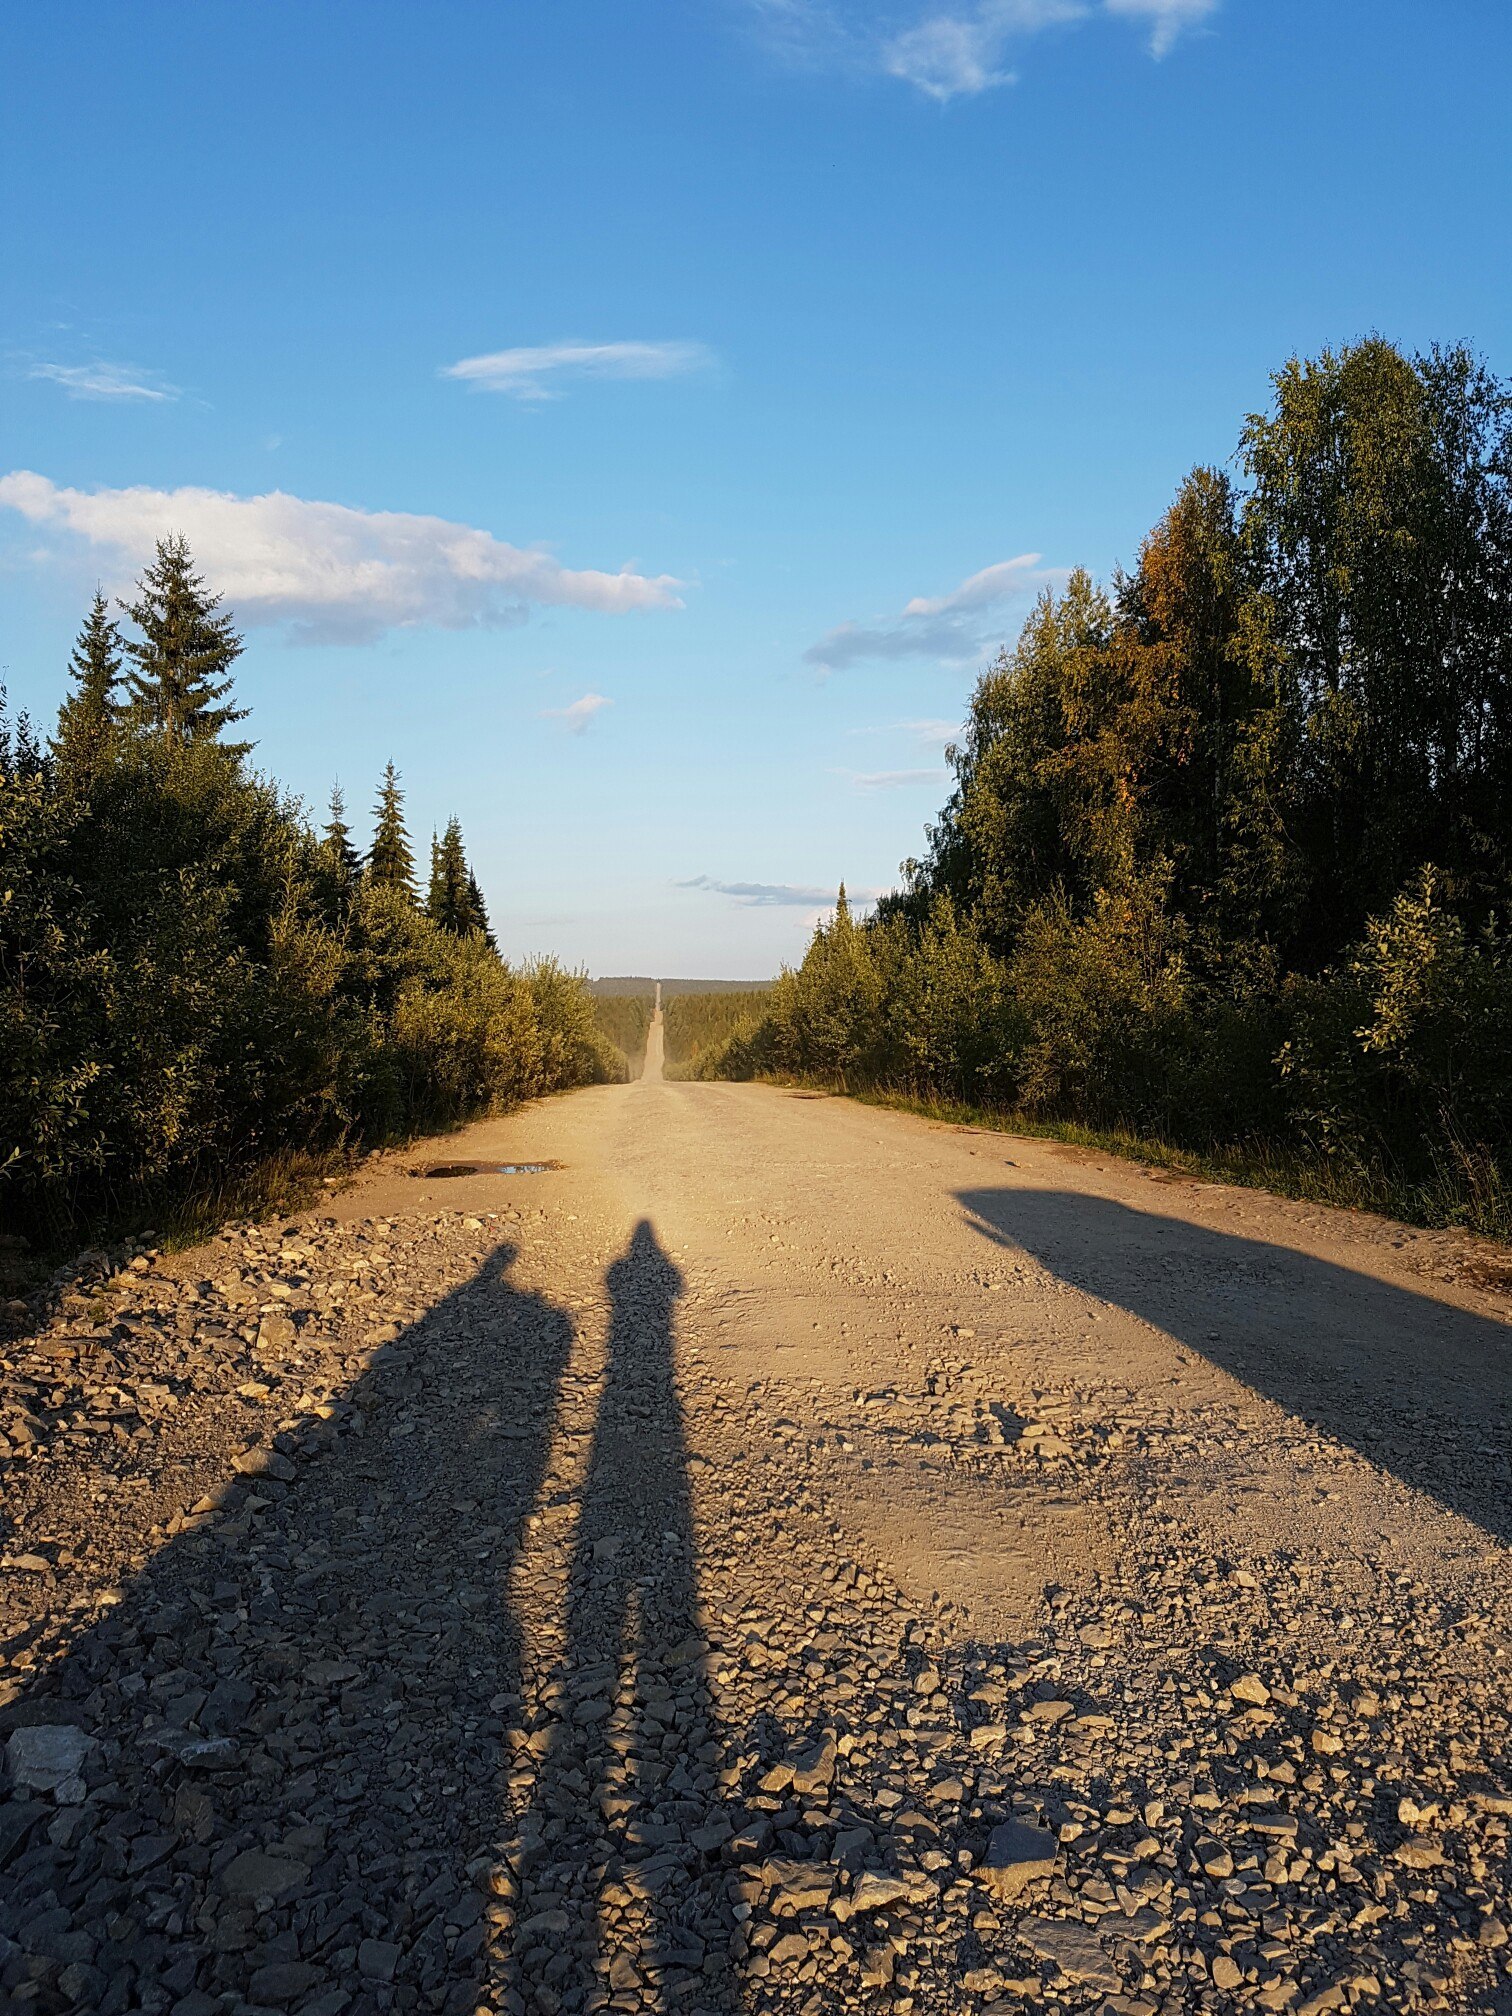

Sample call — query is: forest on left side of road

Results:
[0,537,619,1253]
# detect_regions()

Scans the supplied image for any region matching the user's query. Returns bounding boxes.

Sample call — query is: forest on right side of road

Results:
[704,339,1512,1236]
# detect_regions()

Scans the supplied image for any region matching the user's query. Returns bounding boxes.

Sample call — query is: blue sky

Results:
[3,1,1508,977]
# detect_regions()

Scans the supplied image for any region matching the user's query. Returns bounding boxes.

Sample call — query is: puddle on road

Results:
[413,1161,561,1178]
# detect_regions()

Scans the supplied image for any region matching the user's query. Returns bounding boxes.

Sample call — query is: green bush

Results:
[0,560,615,1244]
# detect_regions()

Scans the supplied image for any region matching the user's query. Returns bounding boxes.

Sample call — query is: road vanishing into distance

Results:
[3,1019,1511,2015]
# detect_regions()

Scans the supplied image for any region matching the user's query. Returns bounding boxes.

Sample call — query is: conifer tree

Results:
[11,710,43,779]
[122,534,248,747]
[367,761,417,898]
[55,590,123,771]
[322,783,361,882]
[427,817,472,933]
[465,868,496,948]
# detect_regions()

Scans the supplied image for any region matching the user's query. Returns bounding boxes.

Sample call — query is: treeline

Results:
[663,991,770,1079]
[592,994,653,1076]
[715,340,1512,1234]
[1,537,617,1243]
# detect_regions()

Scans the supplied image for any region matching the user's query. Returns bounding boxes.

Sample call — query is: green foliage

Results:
[593,994,652,1077]
[367,761,417,899]
[662,990,771,1079]
[720,338,1512,1236]
[427,818,471,934]
[0,547,614,1244]
[55,592,123,777]
[322,784,360,887]
[422,817,496,944]
[121,535,249,750]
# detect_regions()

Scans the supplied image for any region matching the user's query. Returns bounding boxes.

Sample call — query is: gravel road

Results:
[2,1048,1510,2016]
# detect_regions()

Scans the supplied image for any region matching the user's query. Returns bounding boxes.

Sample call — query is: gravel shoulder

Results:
[2,1072,1510,2016]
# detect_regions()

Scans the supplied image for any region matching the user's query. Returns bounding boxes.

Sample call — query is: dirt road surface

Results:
[3,1043,1511,2016]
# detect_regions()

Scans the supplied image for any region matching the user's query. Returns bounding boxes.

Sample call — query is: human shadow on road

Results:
[0,1239,573,2016]
[501,1219,736,2016]
[958,1187,1512,1547]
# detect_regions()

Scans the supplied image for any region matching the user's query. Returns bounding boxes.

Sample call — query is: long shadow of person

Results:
[0,1238,573,2016]
[957,1186,1512,1546]
[502,1221,736,2016]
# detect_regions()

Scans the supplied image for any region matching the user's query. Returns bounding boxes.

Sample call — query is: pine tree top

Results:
[55,589,124,770]
[322,781,361,879]
[121,534,249,749]
[428,815,473,933]
[368,761,417,898]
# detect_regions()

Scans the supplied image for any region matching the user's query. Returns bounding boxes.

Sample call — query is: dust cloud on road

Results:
[2,1077,1510,2015]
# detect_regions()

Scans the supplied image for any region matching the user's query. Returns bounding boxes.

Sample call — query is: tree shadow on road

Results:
[0,1240,575,2016]
[957,1186,1512,1547]
[500,1219,736,2016]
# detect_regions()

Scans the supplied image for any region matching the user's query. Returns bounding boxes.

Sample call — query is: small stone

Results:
[850,1871,911,1913]
[859,1942,896,1988]
[762,1856,834,1911]
[1295,1987,1347,2015]
[1212,1954,1243,1990]
[1230,1673,1270,1707]
[6,1724,93,1801]
[248,1960,323,2003]
[1021,1698,1074,1725]
[233,1444,297,1482]
[256,1312,297,1354]
[219,1848,308,1900]
[981,1818,1058,1901]
[790,1732,837,1795]
[358,1937,401,1981]
[1015,1916,1119,1992]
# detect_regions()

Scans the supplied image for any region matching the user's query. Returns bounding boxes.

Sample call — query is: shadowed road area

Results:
[2,1078,1510,2014]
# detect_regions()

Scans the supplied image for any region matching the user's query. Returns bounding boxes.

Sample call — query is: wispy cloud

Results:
[850,717,962,749]
[884,0,1083,100]
[0,471,683,645]
[29,360,180,403]
[540,692,612,734]
[1104,0,1219,58]
[804,552,1060,671]
[841,766,951,790]
[743,0,1217,99]
[442,340,715,402]
[678,875,851,908]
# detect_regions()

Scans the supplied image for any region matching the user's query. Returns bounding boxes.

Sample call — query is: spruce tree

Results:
[322,783,361,882]
[55,590,123,771]
[122,534,248,747]
[368,762,417,899]
[427,817,472,933]
[465,868,496,948]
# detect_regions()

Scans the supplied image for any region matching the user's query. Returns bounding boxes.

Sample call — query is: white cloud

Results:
[1104,0,1218,56]
[0,471,683,644]
[442,340,715,402]
[741,0,1216,98]
[29,361,179,403]
[901,717,962,747]
[852,717,962,748]
[678,875,859,909]
[540,692,612,734]
[804,553,1060,670]
[883,0,1084,100]
[842,767,951,790]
